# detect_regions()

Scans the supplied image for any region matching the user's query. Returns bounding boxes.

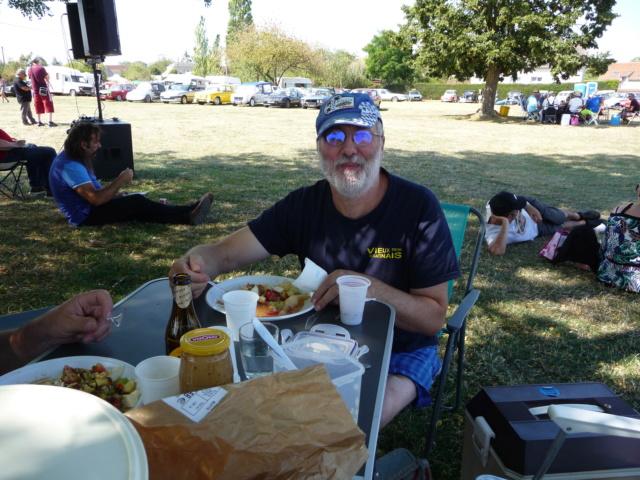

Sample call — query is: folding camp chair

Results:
[0,160,27,200]
[624,111,639,125]
[424,203,485,458]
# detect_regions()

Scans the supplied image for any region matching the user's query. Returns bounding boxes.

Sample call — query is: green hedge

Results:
[409,80,620,100]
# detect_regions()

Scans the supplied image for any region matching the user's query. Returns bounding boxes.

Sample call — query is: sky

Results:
[0,0,638,67]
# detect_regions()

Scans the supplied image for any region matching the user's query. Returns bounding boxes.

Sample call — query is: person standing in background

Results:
[27,56,57,127]
[13,69,37,125]
[0,75,9,103]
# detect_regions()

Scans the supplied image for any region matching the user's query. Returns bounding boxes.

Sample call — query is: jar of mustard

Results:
[179,328,234,394]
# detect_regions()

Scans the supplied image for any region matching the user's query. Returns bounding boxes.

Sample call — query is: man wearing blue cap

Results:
[171,93,460,427]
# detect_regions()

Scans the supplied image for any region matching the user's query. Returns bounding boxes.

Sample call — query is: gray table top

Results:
[0,278,395,479]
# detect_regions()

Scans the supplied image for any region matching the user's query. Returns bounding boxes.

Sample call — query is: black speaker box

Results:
[78,0,122,57]
[93,120,134,180]
[66,3,87,60]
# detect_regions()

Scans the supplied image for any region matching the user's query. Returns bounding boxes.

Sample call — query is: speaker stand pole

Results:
[89,56,105,122]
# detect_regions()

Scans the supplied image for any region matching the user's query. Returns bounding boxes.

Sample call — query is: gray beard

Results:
[318,146,383,199]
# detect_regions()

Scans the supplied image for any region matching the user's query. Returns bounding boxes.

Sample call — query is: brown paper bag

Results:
[125,364,369,480]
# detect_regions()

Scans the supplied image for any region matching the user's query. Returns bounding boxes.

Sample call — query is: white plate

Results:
[0,384,148,480]
[206,275,314,320]
[0,355,142,410]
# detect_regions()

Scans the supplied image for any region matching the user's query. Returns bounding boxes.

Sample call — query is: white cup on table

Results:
[134,355,181,405]
[336,275,371,326]
[222,290,259,341]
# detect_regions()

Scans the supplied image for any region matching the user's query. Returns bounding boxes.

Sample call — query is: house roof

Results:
[598,62,640,82]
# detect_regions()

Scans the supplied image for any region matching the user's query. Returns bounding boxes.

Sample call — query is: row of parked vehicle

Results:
[98,81,424,108]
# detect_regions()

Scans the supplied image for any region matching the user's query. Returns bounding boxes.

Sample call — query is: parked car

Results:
[232,81,274,106]
[407,90,422,101]
[301,88,334,109]
[127,82,166,103]
[440,90,458,102]
[100,83,135,101]
[195,84,235,105]
[374,88,407,102]
[604,91,639,109]
[350,88,382,108]
[160,83,202,104]
[555,90,574,105]
[505,91,523,105]
[263,88,303,108]
[460,90,477,103]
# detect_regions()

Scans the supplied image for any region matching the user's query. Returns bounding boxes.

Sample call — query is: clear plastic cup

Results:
[239,322,279,379]
[222,290,259,341]
[134,356,180,405]
[336,275,371,326]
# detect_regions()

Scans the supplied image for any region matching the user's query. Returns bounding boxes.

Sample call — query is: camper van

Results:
[163,73,207,88]
[205,75,241,87]
[45,66,94,96]
[278,77,313,91]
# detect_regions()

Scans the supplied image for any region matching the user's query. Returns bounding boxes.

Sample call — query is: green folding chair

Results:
[424,202,485,458]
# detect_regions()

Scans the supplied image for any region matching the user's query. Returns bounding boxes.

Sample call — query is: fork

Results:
[106,307,127,327]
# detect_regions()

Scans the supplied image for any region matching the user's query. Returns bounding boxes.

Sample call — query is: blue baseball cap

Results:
[316,93,383,140]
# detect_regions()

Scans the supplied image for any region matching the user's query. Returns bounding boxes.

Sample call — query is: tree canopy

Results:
[226,23,313,85]
[363,30,415,88]
[227,0,253,45]
[399,0,618,115]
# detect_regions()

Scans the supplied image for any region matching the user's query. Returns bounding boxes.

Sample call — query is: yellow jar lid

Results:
[180,328,230,355]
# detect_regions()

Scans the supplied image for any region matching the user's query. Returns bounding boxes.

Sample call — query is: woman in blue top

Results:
[49,122,212,227]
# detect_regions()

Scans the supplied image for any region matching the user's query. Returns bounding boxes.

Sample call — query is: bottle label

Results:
[174,284,193,309]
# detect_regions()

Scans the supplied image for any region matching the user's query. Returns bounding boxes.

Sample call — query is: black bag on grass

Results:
[550,225,601,273]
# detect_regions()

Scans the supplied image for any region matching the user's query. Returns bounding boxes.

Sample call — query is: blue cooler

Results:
[611,114,621,126]
[460,383,640,480]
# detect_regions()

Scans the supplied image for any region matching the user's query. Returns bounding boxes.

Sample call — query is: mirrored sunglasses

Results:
[324,129,382,147]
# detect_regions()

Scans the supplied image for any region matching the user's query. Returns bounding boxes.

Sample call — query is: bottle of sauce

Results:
[165,272,201,356]
[179,328,234,393]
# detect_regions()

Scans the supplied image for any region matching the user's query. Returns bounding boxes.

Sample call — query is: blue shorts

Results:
[389,345,441,408]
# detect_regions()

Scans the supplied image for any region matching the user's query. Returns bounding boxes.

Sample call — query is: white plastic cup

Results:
[336,275,371,326]
[239,321,279,379]
[134,356,181,405]
[222,290,259,341]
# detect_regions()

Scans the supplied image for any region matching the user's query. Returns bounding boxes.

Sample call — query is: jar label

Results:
[174,284,193,309]
[191,334,222,342]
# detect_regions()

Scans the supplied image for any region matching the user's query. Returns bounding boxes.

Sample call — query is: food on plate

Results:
[216,281,309,317]
[37,362,140,412]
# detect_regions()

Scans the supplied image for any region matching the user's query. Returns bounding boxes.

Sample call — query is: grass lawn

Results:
[2,96,640,478]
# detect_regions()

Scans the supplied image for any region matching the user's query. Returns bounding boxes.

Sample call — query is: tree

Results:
[193,16,212,77]
[227,0,253,45]
[363,30,414,87]
[5,0,213,18]
[632,57,640,62]
[121,62,152,81]
[399,0,618,116]
[310,49,369,89]
[225,23,313,85]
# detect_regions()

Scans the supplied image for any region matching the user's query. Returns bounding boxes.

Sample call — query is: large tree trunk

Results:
[481,64,500,115]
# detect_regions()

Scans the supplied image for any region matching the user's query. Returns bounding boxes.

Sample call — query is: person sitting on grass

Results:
[49,122,213,227]
[0,290,113,376]
[485,191,603,256]
[597,184,640,292]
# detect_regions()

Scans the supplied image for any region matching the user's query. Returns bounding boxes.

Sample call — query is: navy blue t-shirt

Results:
[248,170,460,353]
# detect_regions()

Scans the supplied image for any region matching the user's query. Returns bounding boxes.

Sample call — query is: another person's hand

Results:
[36,289,114,345]
[169,253,211,298]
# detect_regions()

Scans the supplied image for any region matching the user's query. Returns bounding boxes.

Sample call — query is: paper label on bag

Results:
[162,387,228,422]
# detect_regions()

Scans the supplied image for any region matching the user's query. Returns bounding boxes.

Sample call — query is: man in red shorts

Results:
[27,56,57,127]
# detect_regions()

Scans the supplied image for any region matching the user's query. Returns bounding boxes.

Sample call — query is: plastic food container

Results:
[290,331,359,357]
[273,337,365,422]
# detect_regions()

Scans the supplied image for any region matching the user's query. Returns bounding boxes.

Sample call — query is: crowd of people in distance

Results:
[523,90,612,125]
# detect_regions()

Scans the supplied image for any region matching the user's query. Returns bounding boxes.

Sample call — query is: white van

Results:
[163,73,207,88]
[278,77,313,90]
[45,66,94,96]
[205,75,241,87]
